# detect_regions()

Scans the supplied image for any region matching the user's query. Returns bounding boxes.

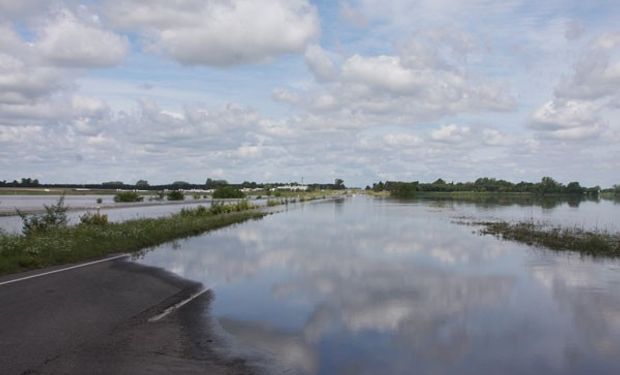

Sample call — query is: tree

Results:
[172,181,190,188]
[334,178,345,190]
[136,180,149,188]
[167,190,185,201]
[212,186,244,199]
[539,176,561,194]
[102,181,124,187]
[205,178,228,189]
[565,181,585,195]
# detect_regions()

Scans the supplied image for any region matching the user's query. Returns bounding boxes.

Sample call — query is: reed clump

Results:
[477,220,620,257]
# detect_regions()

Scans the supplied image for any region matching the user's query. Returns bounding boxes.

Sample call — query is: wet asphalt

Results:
[0,257,254,375]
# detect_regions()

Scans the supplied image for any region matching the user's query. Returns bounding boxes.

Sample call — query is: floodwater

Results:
[0,195,265,234]
[133,195,620,374]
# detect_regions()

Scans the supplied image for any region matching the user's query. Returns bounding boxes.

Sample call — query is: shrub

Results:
[18,196,68,235]
[96,198,103,204]
[167,190,185,201]
[179,205,208,217]
[213,186,245,199]
[267,199,281,207]
[114,191,143,203]
[79,211,109,226]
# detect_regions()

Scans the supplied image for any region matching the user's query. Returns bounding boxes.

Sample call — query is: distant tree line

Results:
[367,177,606,198]
[0,178,40,187]
[1,177,346,191]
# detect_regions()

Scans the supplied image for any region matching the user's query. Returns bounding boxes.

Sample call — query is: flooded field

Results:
[131,195,620,374]
[0,195,267,234]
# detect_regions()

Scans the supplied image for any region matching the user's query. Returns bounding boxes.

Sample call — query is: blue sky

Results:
[0,0,619,186]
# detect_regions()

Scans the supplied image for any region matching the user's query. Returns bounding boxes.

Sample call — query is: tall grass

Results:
[477,220,620,257]
[0,202,265,275]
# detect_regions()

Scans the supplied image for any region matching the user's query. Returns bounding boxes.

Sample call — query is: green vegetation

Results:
[213,186,245,199]
[16,196,69,235]
[180,200,256,217]
[368,177,604,198]
[113,191,144,203]
[267,199,282,207]
[166,190,185,201]
[0,200,265,275]
[79,211,109,226]
[476,221,620,258]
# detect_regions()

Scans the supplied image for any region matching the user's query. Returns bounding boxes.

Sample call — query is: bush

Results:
[79,211,109,226]
[212,186,245,199]
[96,198,103,204]
[179,205,208,217]
[267,199,281,207]
[114,191,143,203]
[18,196,68,235]
[167,190,185,201]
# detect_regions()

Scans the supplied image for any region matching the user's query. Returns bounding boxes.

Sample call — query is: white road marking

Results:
[148,288,210,322]
[0,254,129,287]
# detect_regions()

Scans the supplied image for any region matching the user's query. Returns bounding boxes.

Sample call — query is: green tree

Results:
[539,177,561,194]
[334,178,345,190]
[205,178,228,189]
[565,181,585,194]
[167,190,185,201]
[212,186,245,199]
[136,180,149,188]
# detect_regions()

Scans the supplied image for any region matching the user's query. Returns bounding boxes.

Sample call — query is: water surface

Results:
[131,196,620,373]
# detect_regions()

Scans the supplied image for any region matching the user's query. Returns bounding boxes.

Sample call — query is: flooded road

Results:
[131,196,620,374]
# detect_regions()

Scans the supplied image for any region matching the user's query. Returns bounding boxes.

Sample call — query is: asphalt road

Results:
[0,257,254,374]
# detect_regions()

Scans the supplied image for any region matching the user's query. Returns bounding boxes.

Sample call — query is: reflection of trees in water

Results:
[414,194,603,210]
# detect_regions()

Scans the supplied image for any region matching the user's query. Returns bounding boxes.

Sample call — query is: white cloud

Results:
[304,44,337,81]
[529,32,620,142]
[555,32,620,100]
[530,100,605,140]
[431,124,471,143]
[278,29,515,129]
[37,10,129,68]
[482,128,510,146]
[383,133,422,147]
[104,0,319,66]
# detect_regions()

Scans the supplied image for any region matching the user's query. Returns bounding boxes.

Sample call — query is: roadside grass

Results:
[476,220,620,257]
[0,204,266,276]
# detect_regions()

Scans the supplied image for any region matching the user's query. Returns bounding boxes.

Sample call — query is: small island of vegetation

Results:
[472,220,620,258]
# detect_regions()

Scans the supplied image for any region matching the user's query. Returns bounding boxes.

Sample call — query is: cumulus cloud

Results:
[431,124,471,143]
[278,29,515,128]
[0,25,65,106]
[555,32,620,100]
[0,0,55,19]
[304,44,337,81]
[103,0,319,66]
[528,32,620,141]
[37,10,129,68]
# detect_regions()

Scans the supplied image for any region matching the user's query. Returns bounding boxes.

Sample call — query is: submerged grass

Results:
[477,220,620,258]
[0,204,266,276]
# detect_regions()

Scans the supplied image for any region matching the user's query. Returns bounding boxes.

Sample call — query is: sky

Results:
[0,0,619,187]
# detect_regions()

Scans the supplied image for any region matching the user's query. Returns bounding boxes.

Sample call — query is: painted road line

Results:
[148,288,210,322]
[0,254,130,287]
